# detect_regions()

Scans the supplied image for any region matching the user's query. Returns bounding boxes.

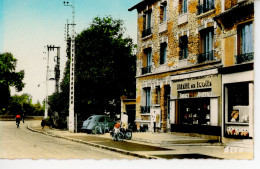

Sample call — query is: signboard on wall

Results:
[177,80,212,90]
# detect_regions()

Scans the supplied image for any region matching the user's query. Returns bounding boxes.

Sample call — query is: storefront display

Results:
[224,82,252,139]
[179,97,210,126]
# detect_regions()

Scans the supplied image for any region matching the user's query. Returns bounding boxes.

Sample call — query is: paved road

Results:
[0,121,138,159]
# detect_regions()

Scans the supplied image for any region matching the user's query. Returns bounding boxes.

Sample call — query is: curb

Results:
[27,125,158,159]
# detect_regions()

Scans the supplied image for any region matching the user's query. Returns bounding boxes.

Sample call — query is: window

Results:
[142,48,152,74]
[99,117,105,122]
[198,0,215,15]
[155,86,161,104]
[179,36,188,60]
[141,88,151,113]
[160,43,167,64]
[160,3,167,23]
[180,0,187,14]
[237,22,254,64]
[198,28,214,63]
[226,83,249,123]
[142,10,152,37]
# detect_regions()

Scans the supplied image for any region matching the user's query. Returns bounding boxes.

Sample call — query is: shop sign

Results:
[177,80,212,90]
[179,91,213,98]
[197,91,213,97]
[179,93,190,98]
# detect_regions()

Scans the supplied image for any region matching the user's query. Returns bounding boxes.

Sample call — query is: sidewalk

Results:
[27,120,253,159]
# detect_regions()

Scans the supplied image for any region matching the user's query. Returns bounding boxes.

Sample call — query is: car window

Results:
[106,117,113,122]
[87,117,92,120]
[99,117,105,122]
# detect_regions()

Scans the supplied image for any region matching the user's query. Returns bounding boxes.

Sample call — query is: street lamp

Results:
[64,1,76,133]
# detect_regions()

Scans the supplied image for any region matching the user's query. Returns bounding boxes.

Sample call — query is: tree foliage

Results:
[2,94,44,116]
[49,16,136,120]
[0,52,25,110]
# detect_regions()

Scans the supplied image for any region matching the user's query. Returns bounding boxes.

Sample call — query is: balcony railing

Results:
[236,52,254,64]
[142,27,152,38]
[197,0,215,15]
[197,51,214,63]
[141,66,151,74]
[141,106,151,114]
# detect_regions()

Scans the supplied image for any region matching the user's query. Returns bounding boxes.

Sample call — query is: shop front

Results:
[220,64,254,142]
[169,69,222,136]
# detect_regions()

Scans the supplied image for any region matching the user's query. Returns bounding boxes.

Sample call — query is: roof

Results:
[128,0,158,11]
[214,0,254,21]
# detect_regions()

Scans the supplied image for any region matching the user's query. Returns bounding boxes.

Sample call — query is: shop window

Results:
[141,87,151,114]
[226,82,249,123]
[236,22,254,64]
[179,98,210,125]
[197,0,215,15]
[160,2,167,23]
[179,35,188,60]
[160,42,167,64]
[142,48,152,74]
[225,82,251,138]
[142,10,152,37]
[198,27,214,63]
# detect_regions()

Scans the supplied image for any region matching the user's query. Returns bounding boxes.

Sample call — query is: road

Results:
[0,121,137,159]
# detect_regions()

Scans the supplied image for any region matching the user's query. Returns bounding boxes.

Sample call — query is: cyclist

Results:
[16,114,21,128]
[114,121,121,134]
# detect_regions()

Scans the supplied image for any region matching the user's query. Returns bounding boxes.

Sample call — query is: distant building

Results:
[129,0,254,144]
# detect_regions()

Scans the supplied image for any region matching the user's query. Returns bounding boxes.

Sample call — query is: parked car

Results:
[81,115,115,134]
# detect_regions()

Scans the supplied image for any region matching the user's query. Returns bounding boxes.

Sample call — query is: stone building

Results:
[129,0,254,142]
[214,0,254,150]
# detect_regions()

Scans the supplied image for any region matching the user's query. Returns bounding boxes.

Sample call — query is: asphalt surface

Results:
[9,120,254,160]
[0,121,138,159]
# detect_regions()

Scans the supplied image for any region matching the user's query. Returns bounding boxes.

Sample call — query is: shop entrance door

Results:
[179,98,210,125]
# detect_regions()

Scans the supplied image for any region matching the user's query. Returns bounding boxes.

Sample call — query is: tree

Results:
[74,16,136,118]
[49,16,136,121]
[6,94,44,116]
[0,53,25,112]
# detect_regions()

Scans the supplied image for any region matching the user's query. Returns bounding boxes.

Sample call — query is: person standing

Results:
[21,113,25,123]
[15,114,21,128]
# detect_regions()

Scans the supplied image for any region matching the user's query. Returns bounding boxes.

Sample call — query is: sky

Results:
[0,0,140,103]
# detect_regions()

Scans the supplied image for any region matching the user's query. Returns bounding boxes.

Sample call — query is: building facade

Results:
[214,0,254,146]
[129,0,254,142]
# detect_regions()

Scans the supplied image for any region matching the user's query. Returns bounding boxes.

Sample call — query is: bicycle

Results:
[94,123,110,134]
[120,123,132,140]
[110,129,124,142]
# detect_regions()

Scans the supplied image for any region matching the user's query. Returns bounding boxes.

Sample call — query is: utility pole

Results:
[64,1,76,133]
[44,45,60,119]
[44,46,50,119]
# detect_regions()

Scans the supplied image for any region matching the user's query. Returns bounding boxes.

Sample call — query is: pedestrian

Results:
[15,114,21,128]
[41,119,45,129]
[49,116,53,128]
[21,113,25,123]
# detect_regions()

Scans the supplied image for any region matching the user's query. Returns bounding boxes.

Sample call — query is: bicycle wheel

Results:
[110,131,116,140]
[94,126,101,134]
[116,132,124,142]
[125,131,132,140]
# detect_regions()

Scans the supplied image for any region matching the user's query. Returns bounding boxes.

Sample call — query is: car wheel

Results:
[95,126,101,134]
